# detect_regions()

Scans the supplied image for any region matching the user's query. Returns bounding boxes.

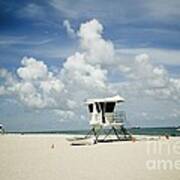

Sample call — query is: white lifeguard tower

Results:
[85,95,132,142]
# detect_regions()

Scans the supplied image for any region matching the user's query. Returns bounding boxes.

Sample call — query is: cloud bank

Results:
[0,19,180,123]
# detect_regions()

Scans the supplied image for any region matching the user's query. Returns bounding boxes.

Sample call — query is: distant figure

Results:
[0,124,5,134]
[51,144,55,149]
[132,137,136,143]
[165,134,169,140]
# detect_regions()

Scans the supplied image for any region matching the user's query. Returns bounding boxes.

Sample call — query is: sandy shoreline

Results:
[0,134,179,180]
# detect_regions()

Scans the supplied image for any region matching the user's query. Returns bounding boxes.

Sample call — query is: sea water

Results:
[6,127,180,136]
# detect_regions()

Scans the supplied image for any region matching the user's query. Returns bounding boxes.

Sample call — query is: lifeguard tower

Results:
[85,95,132,142]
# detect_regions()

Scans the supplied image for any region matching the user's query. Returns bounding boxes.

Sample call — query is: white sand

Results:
[0,134,179,180]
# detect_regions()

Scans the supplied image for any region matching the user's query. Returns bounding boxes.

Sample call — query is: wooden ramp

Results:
[67,137,95,146]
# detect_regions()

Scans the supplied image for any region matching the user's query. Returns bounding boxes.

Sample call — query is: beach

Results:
[0,134,179,180]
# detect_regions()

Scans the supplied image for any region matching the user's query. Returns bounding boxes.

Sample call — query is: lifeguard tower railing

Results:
[105,111,126,125]
[112,111,126,123]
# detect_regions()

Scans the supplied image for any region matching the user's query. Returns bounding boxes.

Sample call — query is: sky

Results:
[0,0,180,131]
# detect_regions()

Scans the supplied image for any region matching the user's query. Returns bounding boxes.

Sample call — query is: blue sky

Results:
[0,0,180,131]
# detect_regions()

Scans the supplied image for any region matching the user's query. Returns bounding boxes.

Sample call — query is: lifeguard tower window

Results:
[105,102,115,112]
[88,104,93,113]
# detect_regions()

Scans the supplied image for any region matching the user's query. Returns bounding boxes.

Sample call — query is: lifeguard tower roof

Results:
[85,95,125,104]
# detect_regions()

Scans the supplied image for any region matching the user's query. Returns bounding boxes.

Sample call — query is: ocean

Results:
[6,127,180,136]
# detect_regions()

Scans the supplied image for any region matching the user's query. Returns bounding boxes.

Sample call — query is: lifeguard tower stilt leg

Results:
[112,126,121,140]
[85,127,100,143]
[102,126,131,141]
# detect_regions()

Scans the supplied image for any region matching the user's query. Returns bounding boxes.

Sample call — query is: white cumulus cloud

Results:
[17,57,49,81]
[78,19,115,65]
